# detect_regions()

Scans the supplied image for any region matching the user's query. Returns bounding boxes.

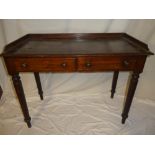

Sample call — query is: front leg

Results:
[121,71,140,124]
[12,73,31,128]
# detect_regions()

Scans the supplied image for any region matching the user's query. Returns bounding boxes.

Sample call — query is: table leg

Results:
[111,71,119,98]
[121,71,140,124]
[34,72,43,100]
[12,73,31,128]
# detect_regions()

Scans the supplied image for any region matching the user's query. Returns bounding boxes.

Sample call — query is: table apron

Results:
[4,56,147,74]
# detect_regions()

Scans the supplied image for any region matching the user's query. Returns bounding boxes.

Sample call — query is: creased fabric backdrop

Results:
[0,19,155,134]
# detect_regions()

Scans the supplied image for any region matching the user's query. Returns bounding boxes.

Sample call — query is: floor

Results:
[0,93,155,135]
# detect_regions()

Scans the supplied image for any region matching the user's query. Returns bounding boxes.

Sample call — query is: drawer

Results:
[77,56,137,71]
[6,57,76,73]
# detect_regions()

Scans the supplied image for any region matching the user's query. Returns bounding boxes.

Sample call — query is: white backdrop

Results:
[0,19,155,134]
[0,19,155,100]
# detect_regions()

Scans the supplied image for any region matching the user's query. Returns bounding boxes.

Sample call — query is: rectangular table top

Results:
[2,33,153,57]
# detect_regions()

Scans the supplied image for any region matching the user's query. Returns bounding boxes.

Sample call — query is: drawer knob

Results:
[85,62,92,68]
[21,63,27,68]
[123,60,129,67]
[61,62,67,68]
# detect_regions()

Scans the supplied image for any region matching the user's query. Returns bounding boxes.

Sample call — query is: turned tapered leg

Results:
[111,71,119,98]
[12,73,31,128]
[121,72,140,124]
[34,72,43,100]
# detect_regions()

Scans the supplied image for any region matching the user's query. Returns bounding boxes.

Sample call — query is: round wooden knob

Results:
[123,60,129,67]
[21,63,27,68]
[85,62,92,67]
[61,62,67,68]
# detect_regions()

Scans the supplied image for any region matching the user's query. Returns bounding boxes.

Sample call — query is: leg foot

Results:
[121,114,128,124]
[26,121,32,128]
[25,118,32,128]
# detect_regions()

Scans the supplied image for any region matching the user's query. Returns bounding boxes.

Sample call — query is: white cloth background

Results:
[0,19,155,134]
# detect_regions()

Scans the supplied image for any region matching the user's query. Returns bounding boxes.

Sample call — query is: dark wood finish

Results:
[2,33,153,57]
[4,55,144,74]
[77,56,137,72]
[111,71,119,98]
[12,74,31,128]
[1,33,153,127]
[122,72,140,124]
[34,72,43,100]
[0,85,3,100]
[4,57,76,74]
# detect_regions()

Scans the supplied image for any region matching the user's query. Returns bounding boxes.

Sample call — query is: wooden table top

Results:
[2,33,153,57]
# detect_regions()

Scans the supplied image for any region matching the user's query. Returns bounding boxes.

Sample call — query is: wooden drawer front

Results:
[77,56,137,71]
[8,57,76,73]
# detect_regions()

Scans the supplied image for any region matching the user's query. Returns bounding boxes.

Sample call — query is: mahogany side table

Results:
[1,33,153,128]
